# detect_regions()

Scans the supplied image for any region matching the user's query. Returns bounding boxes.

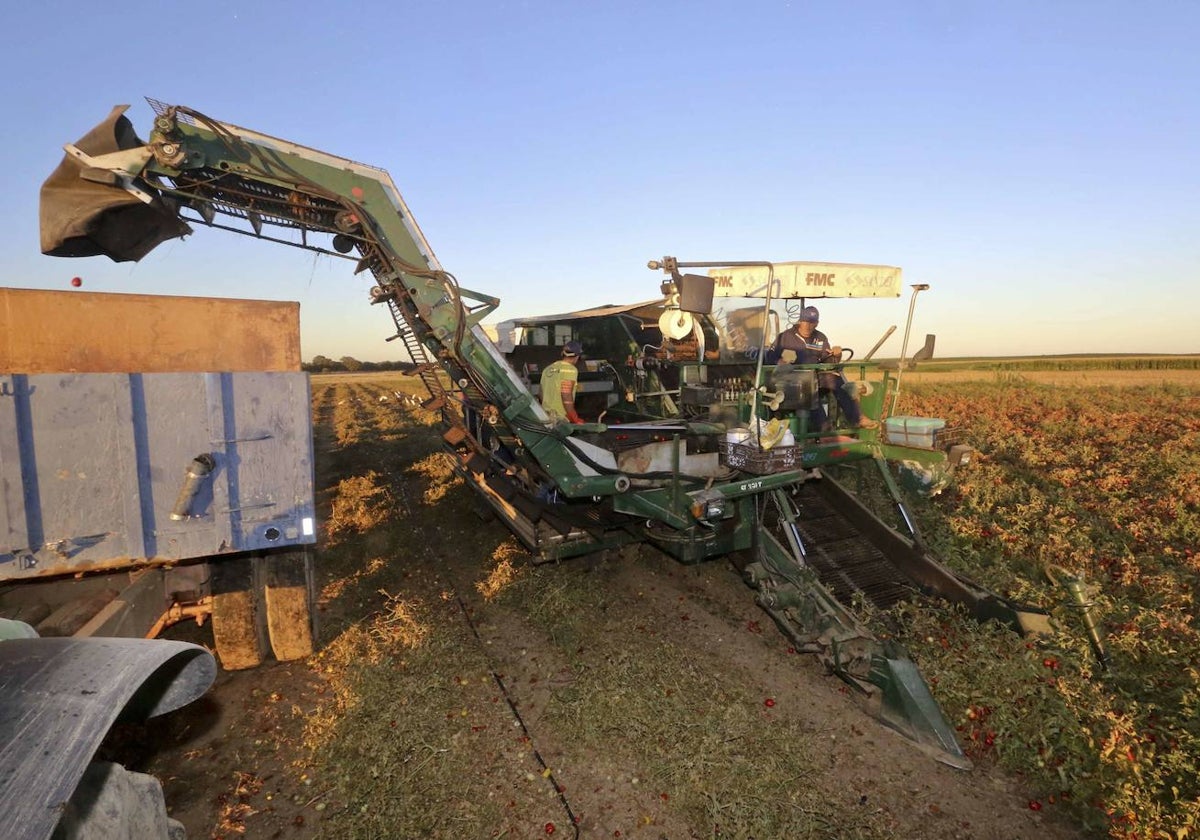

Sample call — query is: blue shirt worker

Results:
[766,306,877,430]
[540,340,585,424]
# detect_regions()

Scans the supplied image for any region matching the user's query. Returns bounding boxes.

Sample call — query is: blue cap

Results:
[562,340,583,356]
[799,306,820,323]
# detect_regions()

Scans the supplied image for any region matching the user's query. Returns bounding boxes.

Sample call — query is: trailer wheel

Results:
[53,760,186,839]
[262,548,316,661]
[210,557,268,670]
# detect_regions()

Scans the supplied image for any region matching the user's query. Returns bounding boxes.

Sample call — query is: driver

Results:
[765,306,877,430]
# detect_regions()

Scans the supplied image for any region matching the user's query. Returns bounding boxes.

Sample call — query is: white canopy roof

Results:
[707,262,903,299]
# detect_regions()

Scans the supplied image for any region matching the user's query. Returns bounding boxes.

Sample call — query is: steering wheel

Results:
[819,347,854,363]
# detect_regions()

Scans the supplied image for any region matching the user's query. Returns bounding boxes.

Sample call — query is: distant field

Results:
[906,368,1200,387]
[866,355,1200,388]
[915,354,1200,369]
[312,357,1200,389]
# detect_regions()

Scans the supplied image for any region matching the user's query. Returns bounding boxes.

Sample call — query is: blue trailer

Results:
[0,289,318,670]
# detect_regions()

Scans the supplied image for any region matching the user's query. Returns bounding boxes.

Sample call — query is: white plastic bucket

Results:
[726,428,751,446]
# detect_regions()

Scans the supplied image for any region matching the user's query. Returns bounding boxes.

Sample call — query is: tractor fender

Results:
[0,636,216,840]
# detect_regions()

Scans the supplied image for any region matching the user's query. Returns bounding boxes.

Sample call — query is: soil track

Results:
[108,373,1088,839]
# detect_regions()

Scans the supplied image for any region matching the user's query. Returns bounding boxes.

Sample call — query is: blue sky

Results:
[3,1,1197,361]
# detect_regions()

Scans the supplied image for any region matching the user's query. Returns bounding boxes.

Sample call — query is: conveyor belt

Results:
[761,476,1051,636]
[788,482,919,610]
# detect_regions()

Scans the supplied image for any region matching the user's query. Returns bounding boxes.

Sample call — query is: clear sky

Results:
[3,1,1197,362]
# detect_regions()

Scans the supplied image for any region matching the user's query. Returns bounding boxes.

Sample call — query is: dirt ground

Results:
[106,374,1091,839]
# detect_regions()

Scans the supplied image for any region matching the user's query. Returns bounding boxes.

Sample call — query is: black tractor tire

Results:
[52,760,185,840]
[209,556,268,671]
[261,548,317,661]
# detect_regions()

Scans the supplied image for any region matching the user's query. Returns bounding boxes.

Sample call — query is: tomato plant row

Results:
[890,380,1199,838]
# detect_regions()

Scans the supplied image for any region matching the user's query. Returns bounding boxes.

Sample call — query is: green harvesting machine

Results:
[39,101,1049,767]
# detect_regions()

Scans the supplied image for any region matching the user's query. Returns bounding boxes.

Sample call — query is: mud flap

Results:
[0,637,215,840]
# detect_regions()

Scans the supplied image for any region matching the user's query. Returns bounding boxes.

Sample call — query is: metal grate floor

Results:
[791,484,918,609]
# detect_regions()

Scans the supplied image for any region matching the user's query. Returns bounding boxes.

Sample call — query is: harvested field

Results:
[104,368,1200,838]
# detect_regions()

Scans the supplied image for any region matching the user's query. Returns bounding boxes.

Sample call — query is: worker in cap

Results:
[540,340,585,424]
[765,306,878,430]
